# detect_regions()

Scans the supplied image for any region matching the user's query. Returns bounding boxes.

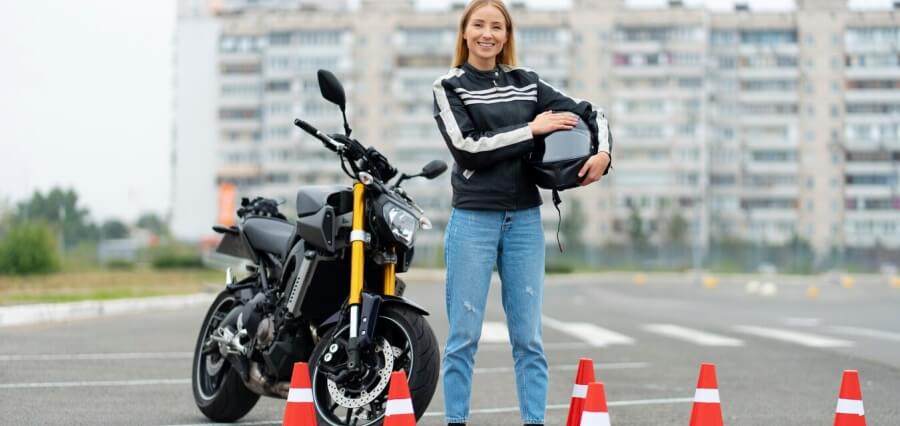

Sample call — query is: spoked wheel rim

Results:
[195,295,236,401]
[311,316,416,426]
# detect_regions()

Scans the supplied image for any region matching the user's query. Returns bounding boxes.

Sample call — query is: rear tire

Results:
[191,291,260,422]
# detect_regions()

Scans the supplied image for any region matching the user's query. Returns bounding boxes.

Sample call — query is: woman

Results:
[431,1,612,425]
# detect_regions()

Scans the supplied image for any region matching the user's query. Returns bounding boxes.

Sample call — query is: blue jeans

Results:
[442,206,548,424]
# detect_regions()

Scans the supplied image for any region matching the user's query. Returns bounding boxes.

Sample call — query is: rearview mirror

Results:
[421,160,447,179]
[317,69,346,111]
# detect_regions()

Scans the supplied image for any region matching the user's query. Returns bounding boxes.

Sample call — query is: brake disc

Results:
[325,338,395,409]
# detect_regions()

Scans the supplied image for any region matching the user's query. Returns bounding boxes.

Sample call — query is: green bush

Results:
[0,222,61,275]
[545,262,574,274]
[152,252,204,269]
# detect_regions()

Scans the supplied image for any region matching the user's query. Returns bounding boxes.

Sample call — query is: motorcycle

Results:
[192,69,446,425]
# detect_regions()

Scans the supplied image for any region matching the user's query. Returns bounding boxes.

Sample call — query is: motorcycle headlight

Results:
[383,203,418,247]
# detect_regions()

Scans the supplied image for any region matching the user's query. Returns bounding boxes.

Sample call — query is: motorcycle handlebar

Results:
[294,117,398,184]
[293,118,344,152]
[293,118,318,136]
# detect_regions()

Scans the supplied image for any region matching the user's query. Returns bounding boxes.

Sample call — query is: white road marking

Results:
[734,325,854,348]
[829,326,900,342]
[642,324,744,347]
[160,422,281,426]
[0,379,190,389]
[542,316,635,347]
[157,397,694,425]
[476,341,595,352]
[0,362,649,391]
[422,397,694,417]
[782,317,821,327]
[472,362,649,374]
[0,352,193,361]
[480,321,510,343]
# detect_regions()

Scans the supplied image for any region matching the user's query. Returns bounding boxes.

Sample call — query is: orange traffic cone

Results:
[579,382,610,426]
[566,358,597,426]
[834,370,866,426]
[689,363,723,426]
[283,362,317,426]
[384,370,416,426]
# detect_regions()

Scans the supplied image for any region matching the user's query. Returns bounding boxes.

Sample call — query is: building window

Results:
[219,108,260,119]
[846,174,897,185]
[718,56,736,69]
[519,27,558,44]
[220,62,261,75]
[296,30,342,45]
[739,30,797,45]
[678,78,702,89]
[751,150,796,162]
[269,31,291,45]
[266,80,291,92]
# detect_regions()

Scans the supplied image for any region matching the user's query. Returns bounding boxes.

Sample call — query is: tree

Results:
[136,212,169,237]
[784,232,813,274]
[559,198,585,252]
[100,219,130,239]
[0,198,11,235]
[626,203,648,249]
[0,221,61,275]
[14,187,98,247]
[667,211,689,246]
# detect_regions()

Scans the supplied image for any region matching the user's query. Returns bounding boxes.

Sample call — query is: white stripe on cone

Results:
[693,388,720,403]
[385,398,414,416]
[287,388,313,403]
[835,398,865,416]
[572,384,588,398]
[579,411,611,426]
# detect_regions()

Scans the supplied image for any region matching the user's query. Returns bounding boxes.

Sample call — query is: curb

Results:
[0,293,216,328]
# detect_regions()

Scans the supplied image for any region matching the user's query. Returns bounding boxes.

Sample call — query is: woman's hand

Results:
[528,111,578,136]
[578,152,611,186]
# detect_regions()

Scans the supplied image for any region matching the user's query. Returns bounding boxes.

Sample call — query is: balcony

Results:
[736,68,798,80]
[740,185,800,198]
[738,91,798,103]
[738,114,797,127]
[845,67,900,80]
[844,90,900,103]
[743,161,799,175]
[844,185,896,197]
[746,208,799,222]
[846,162,898,174]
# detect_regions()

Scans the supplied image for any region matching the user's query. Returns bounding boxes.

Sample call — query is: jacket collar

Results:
[462,61,500,78]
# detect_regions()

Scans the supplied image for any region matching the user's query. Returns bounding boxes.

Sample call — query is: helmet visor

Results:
[540,117,591,162]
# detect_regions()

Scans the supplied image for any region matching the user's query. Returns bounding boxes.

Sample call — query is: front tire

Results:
[309,304,439,425]
[191,291,260,422]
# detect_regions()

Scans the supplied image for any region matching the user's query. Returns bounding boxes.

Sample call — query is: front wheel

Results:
[309,304,439,425]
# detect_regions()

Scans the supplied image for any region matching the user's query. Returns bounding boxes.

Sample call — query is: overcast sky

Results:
[0,0,893,223]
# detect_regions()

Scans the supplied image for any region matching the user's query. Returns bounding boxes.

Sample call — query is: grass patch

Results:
[0,268,224,305]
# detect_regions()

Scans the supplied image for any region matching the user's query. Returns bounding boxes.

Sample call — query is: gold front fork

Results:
[383,247,397,296]
[349,182,366,305]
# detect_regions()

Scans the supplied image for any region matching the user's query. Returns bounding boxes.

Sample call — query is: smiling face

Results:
[463,4,509,70]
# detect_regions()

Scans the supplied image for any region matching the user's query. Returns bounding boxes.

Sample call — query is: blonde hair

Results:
[452,0,517,68]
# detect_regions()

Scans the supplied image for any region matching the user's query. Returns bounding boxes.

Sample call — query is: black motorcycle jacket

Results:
[433,62,612,210]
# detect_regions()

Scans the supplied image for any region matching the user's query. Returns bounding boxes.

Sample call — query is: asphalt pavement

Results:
[1,273,898,425]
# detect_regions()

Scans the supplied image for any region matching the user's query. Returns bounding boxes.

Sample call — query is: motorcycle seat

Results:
[242,216,294,258]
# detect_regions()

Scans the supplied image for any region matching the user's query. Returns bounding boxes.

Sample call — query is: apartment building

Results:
[172,0,900,260]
